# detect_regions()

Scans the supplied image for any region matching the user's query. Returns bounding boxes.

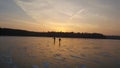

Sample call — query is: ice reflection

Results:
[0,37,120,68]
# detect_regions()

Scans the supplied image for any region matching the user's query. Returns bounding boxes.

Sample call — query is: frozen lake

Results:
[0,36,120,68]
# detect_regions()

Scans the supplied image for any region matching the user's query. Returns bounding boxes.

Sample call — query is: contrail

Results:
[70,9,85,20]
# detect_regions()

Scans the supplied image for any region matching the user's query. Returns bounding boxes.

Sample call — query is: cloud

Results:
[15,0,120,27]
[0,0,35,23]
[2,0,120,24]
[70,9,85,20]
[0,0,120,35]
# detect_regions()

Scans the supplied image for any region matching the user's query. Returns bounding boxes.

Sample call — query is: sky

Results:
[0,0,120,35]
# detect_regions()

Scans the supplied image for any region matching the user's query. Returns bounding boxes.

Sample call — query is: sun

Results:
[56,27,66,32]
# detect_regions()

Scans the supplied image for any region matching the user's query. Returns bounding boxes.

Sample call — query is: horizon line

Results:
[0,27,120,36]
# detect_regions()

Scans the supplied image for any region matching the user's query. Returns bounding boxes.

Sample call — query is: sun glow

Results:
[56,27,67,32]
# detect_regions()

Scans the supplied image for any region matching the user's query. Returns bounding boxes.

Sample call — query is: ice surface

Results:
[0,37,120,68]
[76,64,86,68]
[43,62,50,68]
[32,65,39,68]
[70,55,81,59]
[54,54,66,61]
[13,64,17,68]
[99,52,112,57]
[7,58,13,64]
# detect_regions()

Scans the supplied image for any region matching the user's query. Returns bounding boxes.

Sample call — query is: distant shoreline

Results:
[0,28,120,40]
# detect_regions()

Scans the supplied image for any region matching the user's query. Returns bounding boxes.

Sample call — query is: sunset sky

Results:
[0,0,120,35]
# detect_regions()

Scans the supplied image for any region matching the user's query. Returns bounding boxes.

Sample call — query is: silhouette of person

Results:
[59,38,61,47]
[59,38,61,42]
[53,37,56,44]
